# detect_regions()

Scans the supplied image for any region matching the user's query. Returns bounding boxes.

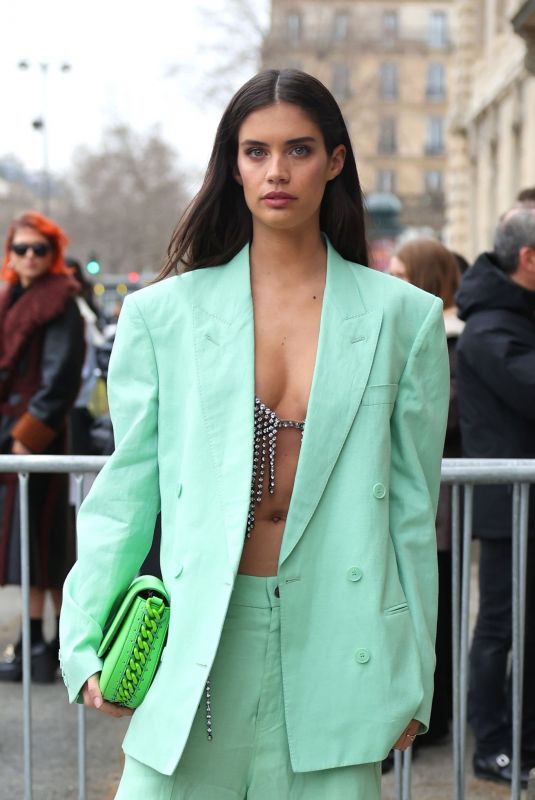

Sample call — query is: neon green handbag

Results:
[97,576,170,709]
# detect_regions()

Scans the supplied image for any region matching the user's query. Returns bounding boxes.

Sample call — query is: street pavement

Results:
[0,579,529,799]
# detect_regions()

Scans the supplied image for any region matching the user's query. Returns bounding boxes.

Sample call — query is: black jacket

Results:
[456,252,535,538]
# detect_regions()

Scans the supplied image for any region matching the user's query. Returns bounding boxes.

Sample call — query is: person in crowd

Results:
[390,238,463,746]
[60,70,449,799]
[65,257,106,455]
[516,187,535,207]
[456,208,535,787]
[0,211,85,682]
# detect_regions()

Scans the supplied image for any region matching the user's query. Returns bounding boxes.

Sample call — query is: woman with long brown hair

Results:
[60,71,449,799]
[0,211,85,683]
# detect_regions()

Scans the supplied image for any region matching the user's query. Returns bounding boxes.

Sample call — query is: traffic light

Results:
[86,254,101,275]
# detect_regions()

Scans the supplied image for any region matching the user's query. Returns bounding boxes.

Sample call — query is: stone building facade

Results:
[447,0,535,259]
[262,0,455,237]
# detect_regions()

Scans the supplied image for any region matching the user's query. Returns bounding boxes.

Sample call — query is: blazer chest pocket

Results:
[360,383,398,407]
[384,602,409,616]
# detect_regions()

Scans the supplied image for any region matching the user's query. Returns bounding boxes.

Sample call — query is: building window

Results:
[425,169,443,193]
[426,63,446,101]
[380,63,399,100]
[332,63,351,101]
[334,11,350,41]
[377,169,396,193]
[426,117,444,154]
[428,11,448,47]
[378,119,397,153]
[286,12,302,44]
[383,10,399,41]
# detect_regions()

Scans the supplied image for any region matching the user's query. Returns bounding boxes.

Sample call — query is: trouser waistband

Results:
[229,574,280,609]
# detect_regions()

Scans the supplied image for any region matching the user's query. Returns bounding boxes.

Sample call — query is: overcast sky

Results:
[1,0,268,189]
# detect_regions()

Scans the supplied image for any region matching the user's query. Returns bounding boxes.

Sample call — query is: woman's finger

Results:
[82,674,134,717]
[393,720,419,751]
[84,674,103,709]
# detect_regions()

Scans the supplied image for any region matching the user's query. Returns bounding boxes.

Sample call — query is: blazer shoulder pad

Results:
[125,275,189,318]
[353,262,439,316]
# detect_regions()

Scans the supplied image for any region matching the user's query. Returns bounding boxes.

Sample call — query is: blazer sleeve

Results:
[388,297,449,733]
[59,294,161,703]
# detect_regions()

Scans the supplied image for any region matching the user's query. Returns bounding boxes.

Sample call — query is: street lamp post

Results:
[17,60,71,216]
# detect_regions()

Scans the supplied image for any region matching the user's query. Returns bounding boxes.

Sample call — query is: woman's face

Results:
[389,256,408,282]
[9,226,54,288]
[235,101,345,234]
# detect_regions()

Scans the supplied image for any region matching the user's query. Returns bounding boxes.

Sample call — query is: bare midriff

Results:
[237,401,305,577]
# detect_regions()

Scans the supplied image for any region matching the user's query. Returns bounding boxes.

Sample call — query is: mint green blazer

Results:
[59,239,449,776]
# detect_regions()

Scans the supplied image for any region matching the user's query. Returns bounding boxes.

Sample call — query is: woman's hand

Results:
[393,719,420,751]
[11,439,32,455]
[82,673,134,718]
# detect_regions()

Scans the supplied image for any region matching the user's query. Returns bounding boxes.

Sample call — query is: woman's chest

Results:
[252,291,323,419]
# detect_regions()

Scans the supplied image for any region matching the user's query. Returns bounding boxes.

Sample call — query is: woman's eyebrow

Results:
[241,136,317,147]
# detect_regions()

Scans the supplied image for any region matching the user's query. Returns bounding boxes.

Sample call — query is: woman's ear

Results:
[327,145,346,182]
[233,164,243,186]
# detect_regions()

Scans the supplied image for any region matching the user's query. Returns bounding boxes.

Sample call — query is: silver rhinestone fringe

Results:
[205,678,212,741]
[246,397,305,538]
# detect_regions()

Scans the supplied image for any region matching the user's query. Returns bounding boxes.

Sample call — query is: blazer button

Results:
[373,483,386,499]
[347,567,363,582]
[355,648,370,664]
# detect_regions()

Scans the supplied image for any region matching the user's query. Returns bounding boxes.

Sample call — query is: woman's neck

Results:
[249,225,327,287]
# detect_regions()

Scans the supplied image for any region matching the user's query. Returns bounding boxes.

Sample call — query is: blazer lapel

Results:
[278,242,383,567]
[191,246,255,572]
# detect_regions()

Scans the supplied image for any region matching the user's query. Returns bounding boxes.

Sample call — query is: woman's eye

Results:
[246,148,266,158]
[290,145,311,157]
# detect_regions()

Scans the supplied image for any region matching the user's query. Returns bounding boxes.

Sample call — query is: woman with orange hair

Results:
[0,211,85,682]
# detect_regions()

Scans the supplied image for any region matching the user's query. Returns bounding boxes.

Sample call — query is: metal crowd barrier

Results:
[0,456,105,800]
[441,459,535,800]
[0,455,534,800]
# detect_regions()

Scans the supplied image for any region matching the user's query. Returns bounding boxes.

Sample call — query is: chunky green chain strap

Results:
[116,598,165,704]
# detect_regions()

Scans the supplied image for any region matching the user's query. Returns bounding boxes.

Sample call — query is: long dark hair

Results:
[158,69,368,278]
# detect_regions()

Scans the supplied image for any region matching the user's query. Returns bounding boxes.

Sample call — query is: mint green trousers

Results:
[115,575,381,799]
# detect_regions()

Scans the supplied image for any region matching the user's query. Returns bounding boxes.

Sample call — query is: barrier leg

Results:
[394,748,403,799]
[511,483,530,800]
[19,472,32,800]
[451,484,462,800]
[73,474,87,800]
[459,485,473,800]
[402,747,412,800]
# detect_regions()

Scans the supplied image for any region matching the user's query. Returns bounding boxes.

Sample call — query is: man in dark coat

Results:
[456,208,535,787]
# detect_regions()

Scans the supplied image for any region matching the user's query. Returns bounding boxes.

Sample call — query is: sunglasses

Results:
[10,242,52,257]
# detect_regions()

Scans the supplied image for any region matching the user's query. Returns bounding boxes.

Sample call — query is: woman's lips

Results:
[262,192,298,208]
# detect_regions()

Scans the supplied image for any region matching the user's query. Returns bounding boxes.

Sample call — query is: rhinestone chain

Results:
[246,397,305,538]
[205,678,212,740]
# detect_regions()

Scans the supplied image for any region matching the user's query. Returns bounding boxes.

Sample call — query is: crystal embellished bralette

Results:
[246,396,306,537]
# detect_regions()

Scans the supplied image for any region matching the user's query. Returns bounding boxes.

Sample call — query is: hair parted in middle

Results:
[395,238,460,309]
[158,69,368,279]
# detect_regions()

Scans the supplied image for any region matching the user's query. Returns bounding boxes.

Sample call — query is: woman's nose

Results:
[267,155,290,184]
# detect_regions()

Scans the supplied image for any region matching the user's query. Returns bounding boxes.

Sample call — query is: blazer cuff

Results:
[11,413,56,453]
[59,648,103,705]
